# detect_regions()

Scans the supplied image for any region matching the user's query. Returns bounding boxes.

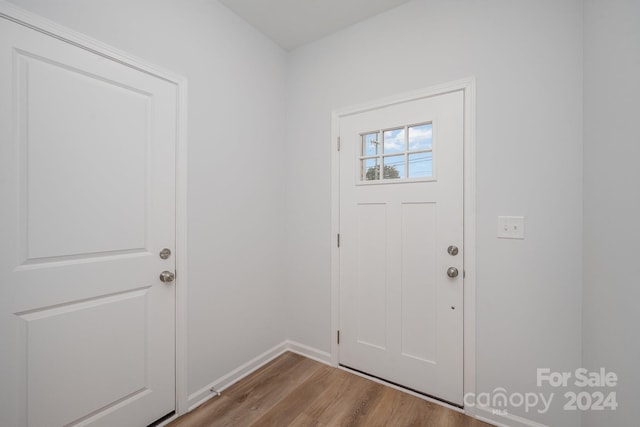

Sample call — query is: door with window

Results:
[339,90,464,405]
[0,14,177,427]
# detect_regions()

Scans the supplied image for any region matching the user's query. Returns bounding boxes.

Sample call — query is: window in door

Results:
[360,123,433,182]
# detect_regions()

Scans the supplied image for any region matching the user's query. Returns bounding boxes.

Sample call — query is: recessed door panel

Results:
[356,203,387,350]
[19,289,148,427]
[400,202,437,363]
[18,53,149,261]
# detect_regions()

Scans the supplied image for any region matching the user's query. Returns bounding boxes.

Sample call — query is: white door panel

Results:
[339,91,464,405]
[0,16,176,427]
[22,52,148,259]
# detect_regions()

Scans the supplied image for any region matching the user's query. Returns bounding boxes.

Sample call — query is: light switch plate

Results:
[497,216,525,239]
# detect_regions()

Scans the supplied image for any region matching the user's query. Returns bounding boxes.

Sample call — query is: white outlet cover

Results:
[497,216,525,239]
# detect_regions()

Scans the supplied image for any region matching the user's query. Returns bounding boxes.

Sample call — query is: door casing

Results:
[330,78,476,415]
[0,0,190,418]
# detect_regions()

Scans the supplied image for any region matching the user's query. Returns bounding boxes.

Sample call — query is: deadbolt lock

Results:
[159,248,171,259]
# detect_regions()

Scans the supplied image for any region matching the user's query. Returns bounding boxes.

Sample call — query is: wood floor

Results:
[168,352,492,427]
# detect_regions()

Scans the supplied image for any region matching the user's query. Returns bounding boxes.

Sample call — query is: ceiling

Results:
[218,0,413,51]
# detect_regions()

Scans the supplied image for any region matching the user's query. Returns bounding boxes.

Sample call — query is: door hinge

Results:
[337,233,340,248]
[337,330,340,344]
[337,136,341,151]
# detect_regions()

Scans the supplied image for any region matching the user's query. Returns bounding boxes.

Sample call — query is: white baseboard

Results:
[285,340,332,365]
[186,340,331,411]
[474,405,548,427]
[187,341,289,410]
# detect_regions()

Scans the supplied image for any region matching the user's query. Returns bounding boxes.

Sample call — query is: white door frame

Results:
[0,0,190,417]
[330,78,476,415]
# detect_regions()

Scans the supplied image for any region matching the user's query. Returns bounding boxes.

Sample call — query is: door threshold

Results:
[339,364,463,411]
[148,410,175,427]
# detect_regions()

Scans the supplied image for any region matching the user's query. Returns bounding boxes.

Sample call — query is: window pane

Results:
[408,152,432,178]
[382,155,405,179]
[362,132,380,156]
[383,128,405,154]
[363,158,380,181]
[408,124,432,151]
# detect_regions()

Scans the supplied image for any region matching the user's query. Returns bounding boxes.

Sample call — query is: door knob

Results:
[447,267,459,278]
[160,271,175,283]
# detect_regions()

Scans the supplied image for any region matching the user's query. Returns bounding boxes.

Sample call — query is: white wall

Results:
[583,1,640,426]
[5,0,289,404]
[7,1,618,426]
[285,1,583,425]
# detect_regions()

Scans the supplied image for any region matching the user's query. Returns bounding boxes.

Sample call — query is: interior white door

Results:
[339,90,464,405]
[0,16,177,427]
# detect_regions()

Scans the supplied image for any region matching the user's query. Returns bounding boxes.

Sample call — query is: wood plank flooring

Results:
[168,352,492,427]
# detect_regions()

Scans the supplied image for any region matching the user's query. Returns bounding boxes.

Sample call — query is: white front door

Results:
[339,90,464,405]
[0,16,177,427]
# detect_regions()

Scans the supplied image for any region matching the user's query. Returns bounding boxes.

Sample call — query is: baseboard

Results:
[186,340,331,412]
[186,341,289,410]
[285,340,332,365]
[474,405,549,427]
